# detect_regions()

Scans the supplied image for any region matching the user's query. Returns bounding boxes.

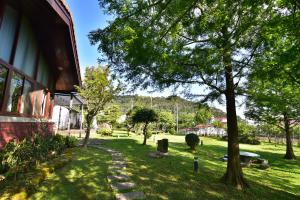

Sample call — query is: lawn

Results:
[29,147,114,200]
[2,132,299,200]
[99,131,300,200]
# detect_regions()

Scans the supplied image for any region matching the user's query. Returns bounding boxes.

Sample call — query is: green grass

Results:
[2,132,299,199]
[29,147,114,200]
[99,131,300,200]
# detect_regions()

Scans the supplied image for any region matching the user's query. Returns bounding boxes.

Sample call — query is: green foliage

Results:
[97,128,113,136]
[157,111,175,134]
[238,121,255,136]
[195,107,212,125]
[239,135,261,145]
[97,104,121,129]
[132,107,158,144]
[132,108,158,124]
[65,136,78,148]
[75,66,122,146]
[0,134,76,178]
[185,133,200,150]
[179,113,195,128]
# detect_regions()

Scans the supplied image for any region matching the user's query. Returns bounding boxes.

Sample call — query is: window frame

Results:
[0,5,52,119]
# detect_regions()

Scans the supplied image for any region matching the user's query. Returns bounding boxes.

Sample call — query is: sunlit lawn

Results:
[100,131,300,200]
[30,147,114,200]
[3,131,299,199]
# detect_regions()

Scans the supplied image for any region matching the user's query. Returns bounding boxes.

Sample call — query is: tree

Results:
[246,73,300,159]
[90,0,273,188]
[132,108,158,145]
[76,66,121,147]
[158,111,176,134]
[97,104,121,132]
[179,113,195,129]
[195,107,212,125]
[125,105,142,136]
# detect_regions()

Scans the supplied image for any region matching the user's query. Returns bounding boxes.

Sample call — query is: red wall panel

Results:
[0,122,54,148]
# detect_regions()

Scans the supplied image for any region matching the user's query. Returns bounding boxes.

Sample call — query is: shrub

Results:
[239,135,261,145]
[1,134,75,178]
[65,136,78,148]
[97,128,112,136]
[168,128,176,135]
[48,134,66,154]
[185,133,200,150]
[4,139,35,179]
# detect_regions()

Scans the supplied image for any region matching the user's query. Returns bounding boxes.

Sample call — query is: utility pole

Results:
[176,103,179,133]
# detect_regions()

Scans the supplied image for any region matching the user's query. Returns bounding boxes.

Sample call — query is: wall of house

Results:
[0,3,55,148]
[0,120,54,148]
[52,105,81,130]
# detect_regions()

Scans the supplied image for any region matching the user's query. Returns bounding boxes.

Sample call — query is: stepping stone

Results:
[107,174,130,182]
[116,192,145,200]
[107,149,119,153]
[112,157,124,161]
[111,182,136,191]
[109,169,126,175]
[109,164,127,170]
[112,161,127,165]
[112,153,123,156]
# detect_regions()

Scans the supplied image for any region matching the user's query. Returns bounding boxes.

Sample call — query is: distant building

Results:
[180,116,227,136]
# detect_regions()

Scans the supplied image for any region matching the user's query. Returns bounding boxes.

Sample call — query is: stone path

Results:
[89,141,145,200]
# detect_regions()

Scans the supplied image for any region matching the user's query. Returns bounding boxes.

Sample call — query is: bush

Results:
[185,133,200,150]
[239,135,261,145]
[1,134,75,178]
[168,128,176,135]
[48,134,66,154]
[97,128,112,136]
[65,136,78,148]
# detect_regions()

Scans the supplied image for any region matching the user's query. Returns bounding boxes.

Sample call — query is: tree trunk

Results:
[221,39,247,189]
[283,114,296,159]
[82,115,92,147]
[142,122,148,145]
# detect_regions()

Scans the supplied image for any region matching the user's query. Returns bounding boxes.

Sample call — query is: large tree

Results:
[246,67,300,160]
[90,0,272,188]
[245,0,300,159]
[76,67,121,147]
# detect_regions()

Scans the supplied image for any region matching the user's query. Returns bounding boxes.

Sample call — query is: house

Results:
[194,124,227,137]
[0,0,81,148]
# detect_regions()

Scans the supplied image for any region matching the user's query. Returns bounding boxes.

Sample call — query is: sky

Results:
[65,0,246,118]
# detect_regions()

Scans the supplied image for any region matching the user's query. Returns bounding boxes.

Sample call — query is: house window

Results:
[0,6,18,63]
[6,72,23,113]
[20,80,34,115]
[37,54,50,87]
[0,64,8,108]
[13,16,38,78]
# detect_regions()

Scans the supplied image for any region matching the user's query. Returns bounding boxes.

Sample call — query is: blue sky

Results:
[66,0,106,71]
[65,0,246,118]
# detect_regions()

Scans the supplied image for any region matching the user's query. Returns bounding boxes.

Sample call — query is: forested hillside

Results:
[112,95,226,117]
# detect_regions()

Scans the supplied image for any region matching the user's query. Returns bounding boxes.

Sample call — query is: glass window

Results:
[0,6,18,63]
[0,65,8,107]
[7,72,23,112]
[20,80,34,115]
[13,16,38,78]
[37,55,50,87]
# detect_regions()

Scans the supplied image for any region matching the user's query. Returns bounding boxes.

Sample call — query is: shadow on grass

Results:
[29,147,114,200]
[103,138,299,200]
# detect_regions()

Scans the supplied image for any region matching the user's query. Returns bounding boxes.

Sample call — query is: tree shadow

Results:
[102,138,299,200]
